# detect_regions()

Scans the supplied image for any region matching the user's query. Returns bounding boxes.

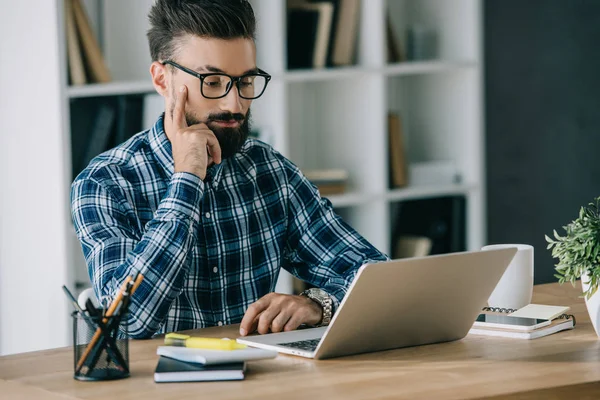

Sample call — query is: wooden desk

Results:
[1,282,600,400]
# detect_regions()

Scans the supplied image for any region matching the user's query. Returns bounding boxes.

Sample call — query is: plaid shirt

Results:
[71,114,388,338]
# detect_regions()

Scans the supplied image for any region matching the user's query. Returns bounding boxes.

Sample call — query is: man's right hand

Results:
[169,85,222,180]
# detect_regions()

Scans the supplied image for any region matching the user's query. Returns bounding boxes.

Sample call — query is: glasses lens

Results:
[239,75,267,99]
[202,74,232,98]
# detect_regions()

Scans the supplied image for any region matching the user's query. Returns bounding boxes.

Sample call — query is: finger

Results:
[270,311,292,333]
[283,313,305,332]
[205,134,222,164]
[257,307,280,335]
[172,85,188,130]
[246,311,263,335]
[240,299,269,336]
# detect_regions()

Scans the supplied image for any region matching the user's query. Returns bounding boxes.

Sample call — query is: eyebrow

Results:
[195,65,260,75]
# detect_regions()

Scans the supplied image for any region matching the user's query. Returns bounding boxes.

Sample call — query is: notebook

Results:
[154,356,245,383]
[157,346,277,365]
[508,304,571,321]
[468,306,575,340]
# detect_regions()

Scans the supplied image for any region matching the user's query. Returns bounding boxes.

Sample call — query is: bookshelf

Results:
[76,0,483,292]
[0,0,483,354]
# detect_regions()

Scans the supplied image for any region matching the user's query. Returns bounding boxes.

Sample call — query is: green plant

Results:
[546,196,600,300]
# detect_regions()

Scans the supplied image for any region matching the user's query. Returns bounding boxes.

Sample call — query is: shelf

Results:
[383,60,478,77]
[327,192,372,208]
[326,183,478,208]
[67,80,155,98]
[65,61,477,97]
[282,66,368,83]
[386,183,478,202]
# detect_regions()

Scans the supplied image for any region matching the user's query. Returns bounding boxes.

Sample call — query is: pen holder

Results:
[72,311,130,381]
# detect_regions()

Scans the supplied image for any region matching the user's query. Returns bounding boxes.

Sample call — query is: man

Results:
[71,0,388,339]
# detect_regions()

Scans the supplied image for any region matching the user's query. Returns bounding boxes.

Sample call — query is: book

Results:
[156,346,277,365]
[303,169,349,195]
[469,317,574,340]
[469,306,576,340]
[154,356,245,383]
[308,0,339,67]
[72,0,111,83]
[82,103,116,170]
[65,0,86,85]
[114,95,144,146]
[388,113,408,188]
[287,8,319,69]
[330,0,360,66]
[386,14,404,64]
[287,3,334,69]
[508,304,571,321]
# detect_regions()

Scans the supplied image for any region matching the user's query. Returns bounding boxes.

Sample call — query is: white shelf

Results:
[67,80,155,98]
[327,192,372,208]
[383,60,478,77]
[281,61,476,83]
[65,61,477,98]
[326,183,478,208]
[386,183,478,202]
[282,66,368,82]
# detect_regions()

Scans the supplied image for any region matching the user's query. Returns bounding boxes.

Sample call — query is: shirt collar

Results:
[148,113,224,188]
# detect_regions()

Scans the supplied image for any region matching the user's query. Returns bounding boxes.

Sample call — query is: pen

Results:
[165,333,247,350]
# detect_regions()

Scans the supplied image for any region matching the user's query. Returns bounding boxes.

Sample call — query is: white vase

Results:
[581,273,600,337]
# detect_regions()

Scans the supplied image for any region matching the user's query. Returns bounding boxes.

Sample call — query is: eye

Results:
[203,76,225,87]
[240,76,255,87]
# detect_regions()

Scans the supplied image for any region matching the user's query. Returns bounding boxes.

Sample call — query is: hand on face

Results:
[238,293,323,336]
[168,85,222,180]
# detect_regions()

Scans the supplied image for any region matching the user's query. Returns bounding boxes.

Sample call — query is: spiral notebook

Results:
[469,306,576,340]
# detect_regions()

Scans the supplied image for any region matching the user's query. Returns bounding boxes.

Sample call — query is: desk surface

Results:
[1,282,600,400]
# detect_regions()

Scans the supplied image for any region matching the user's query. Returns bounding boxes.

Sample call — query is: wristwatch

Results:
[300,288,333,327]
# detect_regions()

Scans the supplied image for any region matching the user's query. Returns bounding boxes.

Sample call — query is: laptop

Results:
[236,248,518,359]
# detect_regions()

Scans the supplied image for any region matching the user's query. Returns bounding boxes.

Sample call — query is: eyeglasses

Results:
[162,60,271,100]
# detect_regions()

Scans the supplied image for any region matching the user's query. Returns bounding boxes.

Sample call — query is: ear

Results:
[150,61,169,97]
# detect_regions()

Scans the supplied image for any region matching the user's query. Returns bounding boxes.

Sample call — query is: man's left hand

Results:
[239,293,322,336]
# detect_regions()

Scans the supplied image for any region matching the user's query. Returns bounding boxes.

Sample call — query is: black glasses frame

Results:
[162,60,271,100]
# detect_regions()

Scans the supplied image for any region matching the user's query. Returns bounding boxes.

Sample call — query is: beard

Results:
[184,109,251,160]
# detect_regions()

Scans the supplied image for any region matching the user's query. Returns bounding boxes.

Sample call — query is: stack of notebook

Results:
[154,346,277,383]
[468,304,576,340]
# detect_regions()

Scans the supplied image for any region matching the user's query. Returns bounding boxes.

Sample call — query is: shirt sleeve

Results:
[70,172,204,339]
[281,161,390,311]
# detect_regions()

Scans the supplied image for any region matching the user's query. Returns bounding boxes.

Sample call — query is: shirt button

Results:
[212,266,218,273]
[217,321,223,326]
[205,212,211,219]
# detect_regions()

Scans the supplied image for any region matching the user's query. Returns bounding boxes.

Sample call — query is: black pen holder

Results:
[72,311,130,381]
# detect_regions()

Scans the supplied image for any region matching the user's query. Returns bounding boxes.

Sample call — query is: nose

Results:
[220,83,244,115]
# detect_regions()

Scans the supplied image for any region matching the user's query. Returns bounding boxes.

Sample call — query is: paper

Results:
[508,304,570,320]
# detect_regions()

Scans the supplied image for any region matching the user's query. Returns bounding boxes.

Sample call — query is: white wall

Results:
[0,0,71,355]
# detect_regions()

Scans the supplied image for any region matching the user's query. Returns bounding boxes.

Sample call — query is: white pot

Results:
[581,273,600,337]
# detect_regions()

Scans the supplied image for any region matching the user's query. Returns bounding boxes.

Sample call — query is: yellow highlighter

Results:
[164,333,247,350]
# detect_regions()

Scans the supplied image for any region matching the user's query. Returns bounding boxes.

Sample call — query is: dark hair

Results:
[147,0,256,62]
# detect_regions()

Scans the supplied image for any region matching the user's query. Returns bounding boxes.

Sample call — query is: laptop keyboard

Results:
[279,338,320,352]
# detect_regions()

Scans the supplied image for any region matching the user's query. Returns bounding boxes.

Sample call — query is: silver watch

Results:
[300,288,333,326]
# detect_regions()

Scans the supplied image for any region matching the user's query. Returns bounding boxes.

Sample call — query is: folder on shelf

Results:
[386,14,404,63]
[65,0,86,85]
[71,0,112,83]
[388,112,408,188]
[330,0,360,66]
[288,3,334,69]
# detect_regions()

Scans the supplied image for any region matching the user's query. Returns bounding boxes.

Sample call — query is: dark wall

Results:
[485,0,600,284]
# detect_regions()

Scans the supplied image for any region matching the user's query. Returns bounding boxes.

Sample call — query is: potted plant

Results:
[546,196,600,336]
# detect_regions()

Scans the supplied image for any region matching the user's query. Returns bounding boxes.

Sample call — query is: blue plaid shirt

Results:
[71,114,388,338]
